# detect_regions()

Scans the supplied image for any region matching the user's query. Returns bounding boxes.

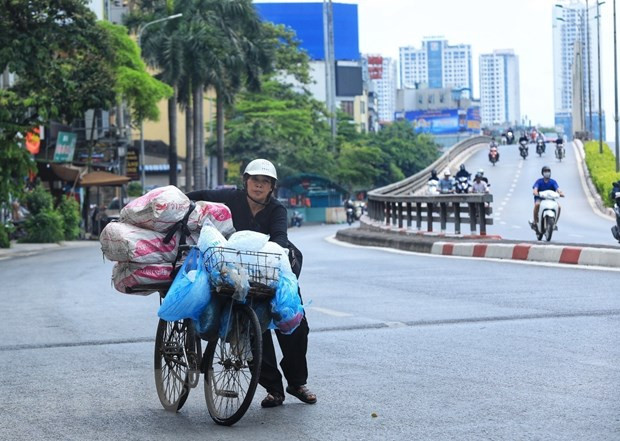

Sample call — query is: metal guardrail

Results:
[367,135,494,235]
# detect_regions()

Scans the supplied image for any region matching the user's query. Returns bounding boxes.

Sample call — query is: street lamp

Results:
[136,13,183,192]
[614,0,619,171]
[596,1,605,153]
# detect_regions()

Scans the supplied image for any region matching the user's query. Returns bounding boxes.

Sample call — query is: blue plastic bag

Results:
[271,268,304,335]
[158,248,210,321]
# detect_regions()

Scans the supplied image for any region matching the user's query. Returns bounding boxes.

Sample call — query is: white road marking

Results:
[308,306,353,317]
[512,225,523,229]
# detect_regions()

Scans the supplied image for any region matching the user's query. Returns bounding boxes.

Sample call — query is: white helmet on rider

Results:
[443,168,451,177]
[477,168,484,176]
[243,159,278,181]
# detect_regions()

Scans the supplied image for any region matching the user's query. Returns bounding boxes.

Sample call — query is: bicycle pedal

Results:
[215,389,239,398]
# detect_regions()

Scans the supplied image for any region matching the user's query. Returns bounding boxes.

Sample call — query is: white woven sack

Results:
[100,222,179,263]
[188,201,235,237]
[119,185,191,232]
[112,262,174,295]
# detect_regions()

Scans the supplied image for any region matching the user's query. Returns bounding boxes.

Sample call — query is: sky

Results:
[255,0,619,141]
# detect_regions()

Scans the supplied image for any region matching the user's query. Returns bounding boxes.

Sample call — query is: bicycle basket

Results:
[204,247,282,299]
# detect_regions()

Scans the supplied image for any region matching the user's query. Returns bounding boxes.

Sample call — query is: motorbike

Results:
[555,142,565,161]
[426,179,440,195]
[519,140,529,159]
[290,210,303,228]
[505,130,514,145]
[532,190,561,242]
[488,147,499,166]
[454,176,471,194]
[535,139,546,157]
[610,183,620,242]
[346,207,355,225]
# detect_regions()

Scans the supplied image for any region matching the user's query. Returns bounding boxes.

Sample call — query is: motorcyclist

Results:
[477,168,490,186]
[428,168,439,182]
[438,169,455,193]
[529,165,565,230]
[518,132,529,145]
[489,137,498,148]
[455,164,471,180]
[488,142,499,162]
[472,173,489,194]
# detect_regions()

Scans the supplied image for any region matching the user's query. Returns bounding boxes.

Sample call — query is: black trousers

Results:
[258,315,309,396]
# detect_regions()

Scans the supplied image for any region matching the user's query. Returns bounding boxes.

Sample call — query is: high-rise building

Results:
[552,0,605,139]
[365,55,397,123]
[479,49,521,126]
[399,37,472,92]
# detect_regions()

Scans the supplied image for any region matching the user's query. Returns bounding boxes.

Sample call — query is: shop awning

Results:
[79,171,131,187]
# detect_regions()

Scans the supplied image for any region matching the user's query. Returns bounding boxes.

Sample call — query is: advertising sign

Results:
[53,131,77,162]
[403,107,481,135]
[125,147,139,181]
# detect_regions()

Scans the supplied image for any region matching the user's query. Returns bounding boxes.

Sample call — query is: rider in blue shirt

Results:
[530,165,564,229]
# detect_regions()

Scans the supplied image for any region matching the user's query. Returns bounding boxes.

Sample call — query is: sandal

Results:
[261,392,284,408]
[286,385,317,404]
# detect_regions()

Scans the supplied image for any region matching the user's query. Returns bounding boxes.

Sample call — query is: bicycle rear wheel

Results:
[204,303,262,426]
[154,319,201,412]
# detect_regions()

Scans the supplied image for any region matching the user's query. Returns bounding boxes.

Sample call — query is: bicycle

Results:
[129,245,281,426]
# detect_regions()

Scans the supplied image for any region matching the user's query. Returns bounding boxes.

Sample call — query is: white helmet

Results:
[477,168,484,175]
[243,159,277,181]
[443,168,451,176]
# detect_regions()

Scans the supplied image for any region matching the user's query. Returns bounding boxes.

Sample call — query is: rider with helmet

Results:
[455,163,471,180]
[530,165,565,230]
[438,169,455,193]
[518,132,529,145]
[477,168,490,187]
[186,159,317,408]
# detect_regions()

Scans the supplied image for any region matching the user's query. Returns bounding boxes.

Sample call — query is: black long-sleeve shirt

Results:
[186,188,289,248]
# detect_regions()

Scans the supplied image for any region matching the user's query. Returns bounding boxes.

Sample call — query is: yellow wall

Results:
[132,88,217,159]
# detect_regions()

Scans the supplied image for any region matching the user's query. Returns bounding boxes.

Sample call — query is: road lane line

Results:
[308,306,353,317]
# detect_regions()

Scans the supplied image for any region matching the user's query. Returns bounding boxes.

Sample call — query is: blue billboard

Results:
[399,108,481,135]
[255,2,360,60]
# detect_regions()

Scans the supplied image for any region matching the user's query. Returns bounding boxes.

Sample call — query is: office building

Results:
[364,55,397,123]
[399,37,473,92]
[552,0,605,139]
[479,49,521,126]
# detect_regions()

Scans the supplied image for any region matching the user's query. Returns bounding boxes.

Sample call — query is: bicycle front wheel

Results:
[154,319,201,412]
[204,303,262,426]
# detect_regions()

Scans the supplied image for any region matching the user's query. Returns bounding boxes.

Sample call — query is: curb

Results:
[430,241,620,268]
[0,240,99,261]
[335,228,620,269]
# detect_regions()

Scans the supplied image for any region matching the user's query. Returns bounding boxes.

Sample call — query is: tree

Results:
[0,0,117,204]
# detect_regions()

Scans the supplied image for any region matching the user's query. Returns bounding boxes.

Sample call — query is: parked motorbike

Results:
[455,176,471,194]
[505,130,514,145]
[488,147,499,166]
[519,140,529,159]
[531,190,561,241]
[290,210,303,228]
[535,139,546,157]
[610,182,620,242]
[555,141,565,161]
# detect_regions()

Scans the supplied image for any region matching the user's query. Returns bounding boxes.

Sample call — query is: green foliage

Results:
[0,223,10,248]
[57,196,81,240]
[127,182,143,197]
[98,21,173,122]
[22,209,65,243]
[334,142,382,192]
[584,141,620,207]
[23,185,53,216]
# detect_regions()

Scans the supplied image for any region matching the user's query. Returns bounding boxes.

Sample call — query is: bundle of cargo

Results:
[100,186,234,295]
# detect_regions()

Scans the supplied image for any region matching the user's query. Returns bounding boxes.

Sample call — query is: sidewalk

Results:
[0,240,99,261]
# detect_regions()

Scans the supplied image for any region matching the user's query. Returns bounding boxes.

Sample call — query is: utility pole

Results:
[323,0,337,144]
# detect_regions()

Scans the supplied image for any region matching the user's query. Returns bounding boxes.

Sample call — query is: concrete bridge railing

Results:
[367,135,493,235]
